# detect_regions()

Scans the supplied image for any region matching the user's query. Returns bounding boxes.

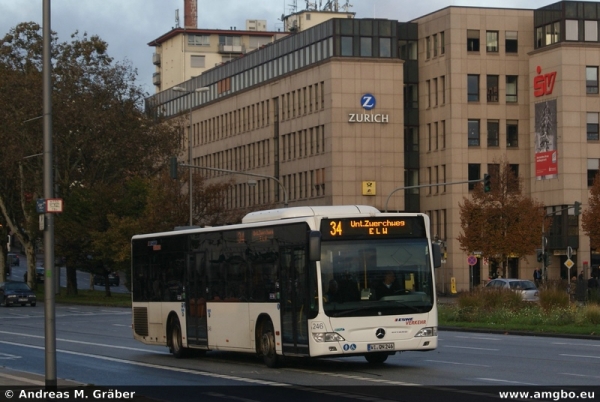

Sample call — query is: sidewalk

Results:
[0,366,84,387]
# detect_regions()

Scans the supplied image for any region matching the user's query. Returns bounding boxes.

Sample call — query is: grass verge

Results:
[439,288,600,337]
[35,288,131,308]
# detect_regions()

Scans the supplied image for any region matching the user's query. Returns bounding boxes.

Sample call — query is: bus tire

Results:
[365,353,389,364]
[169,318,186,358]
[260,319,278,368]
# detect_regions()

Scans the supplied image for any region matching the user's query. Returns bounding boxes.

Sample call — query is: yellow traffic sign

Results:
[564,258,574,269]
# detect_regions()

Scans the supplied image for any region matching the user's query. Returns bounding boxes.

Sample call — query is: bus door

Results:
[280,247,309,355]
[186,252,208,346]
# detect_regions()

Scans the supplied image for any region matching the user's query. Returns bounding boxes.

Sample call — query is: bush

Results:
[539,288,569,312]
[583,304,600,325]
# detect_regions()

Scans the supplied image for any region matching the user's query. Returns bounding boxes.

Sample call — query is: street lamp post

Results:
[172,86,209,226]
[178,163,289,208]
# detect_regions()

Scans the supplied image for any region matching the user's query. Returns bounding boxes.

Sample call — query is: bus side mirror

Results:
[308,231,321,262]
[432,243,442,268]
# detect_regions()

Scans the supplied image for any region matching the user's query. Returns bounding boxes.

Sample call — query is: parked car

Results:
[0,281,37,307]
[24,267,45,283]
[93,272,120,287]
[485,278,539,302]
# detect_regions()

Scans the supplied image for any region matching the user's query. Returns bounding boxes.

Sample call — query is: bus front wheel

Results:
[169,318,186,358]
[260,319,278,368]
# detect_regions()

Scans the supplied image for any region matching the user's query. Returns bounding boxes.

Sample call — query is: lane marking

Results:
[425,359,490,367]
[559,354,600,359]
[0,340,286,386]
[0,372,45,386]
[0,331,165,354]
[444,346,499,351]
[454,336,501,341]
[560,373,600,379]
[476,378,538,385]
[287,367,418,386]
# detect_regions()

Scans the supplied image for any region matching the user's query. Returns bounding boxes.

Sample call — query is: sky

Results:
[1,0,549,96]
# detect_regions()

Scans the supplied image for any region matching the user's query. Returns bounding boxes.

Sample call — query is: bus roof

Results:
[242,205,380,223]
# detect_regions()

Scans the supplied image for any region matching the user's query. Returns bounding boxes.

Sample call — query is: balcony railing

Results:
[152,53,161,65]
[218,44,245,53]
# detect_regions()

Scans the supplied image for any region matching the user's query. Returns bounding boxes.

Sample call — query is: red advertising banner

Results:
[535,150,558,177]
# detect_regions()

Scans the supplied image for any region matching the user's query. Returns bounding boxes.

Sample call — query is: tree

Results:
[0,23,181,293]
[458,159,549,278]
[582,172,600,250]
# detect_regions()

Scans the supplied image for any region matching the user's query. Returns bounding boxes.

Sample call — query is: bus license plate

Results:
[367,343,394,351]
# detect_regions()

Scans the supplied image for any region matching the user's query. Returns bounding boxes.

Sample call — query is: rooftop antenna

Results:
[175,9,180,28]
[341,0,352,12]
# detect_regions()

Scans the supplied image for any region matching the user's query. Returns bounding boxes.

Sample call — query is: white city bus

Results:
[131,205,441,367]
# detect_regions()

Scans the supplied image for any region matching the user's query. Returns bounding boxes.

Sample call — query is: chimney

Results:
[184,0,197,29]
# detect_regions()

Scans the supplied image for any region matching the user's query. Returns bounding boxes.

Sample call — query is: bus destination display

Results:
[320,217,424,240]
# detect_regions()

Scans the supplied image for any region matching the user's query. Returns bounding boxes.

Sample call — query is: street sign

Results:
[567,246,573,259]
[467,255,477,266]
[564,258,574,269]
[45,198,63,213]
[36,199,46,214]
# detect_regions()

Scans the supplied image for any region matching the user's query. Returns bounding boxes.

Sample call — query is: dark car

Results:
[24,267,45,284]
[1,281,37,307]
[94,272,120,287]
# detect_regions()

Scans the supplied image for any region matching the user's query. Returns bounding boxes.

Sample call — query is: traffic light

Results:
[536,250,543,262]
[573,201,581,216]
[169,156,178,179]
[543,252,550,267]
[483,174,491,193]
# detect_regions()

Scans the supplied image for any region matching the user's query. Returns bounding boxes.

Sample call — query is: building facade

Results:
[146,1,600,292]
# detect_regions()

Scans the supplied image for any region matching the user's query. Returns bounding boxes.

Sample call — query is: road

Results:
[0,303,599,401]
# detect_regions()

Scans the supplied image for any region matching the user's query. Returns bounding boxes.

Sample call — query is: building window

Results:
[426,36,431,59]
[341,36,353,56]
[487,75,499,102]
[585,21,598,42]
[433,78,438,106]
[468,74,479,102]
[433,34,438,57]
[566,20,579,41]
[588,159,599,186]
[486,31,499,52]
[588,112,599,141]
[360,37,372,56]
[400,40,417,60]
[487,120,499,147]
[440,31,445,54]
[505,31,518,53]
[536,26,544,48]
[467,30,480,51]
[219,35,241,46]
[426,80,431,108]
[379,38,391,57]
[587,66,599,94]
[468,164,480,190]
[507,120,519,147]
[188,34,210,46]
[441,75,446,104]
[191,55,205,68]
[506,76,518,103]
[468,120,480,147]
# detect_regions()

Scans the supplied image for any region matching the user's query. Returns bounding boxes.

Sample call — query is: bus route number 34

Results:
[329,221,343,236]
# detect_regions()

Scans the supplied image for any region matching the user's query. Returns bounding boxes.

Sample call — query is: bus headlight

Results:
[312,332,346,342]
[414,327,437,337]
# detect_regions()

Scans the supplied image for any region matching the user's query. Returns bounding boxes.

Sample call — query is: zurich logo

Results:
[375,328,386,339]
[360,93,376,110]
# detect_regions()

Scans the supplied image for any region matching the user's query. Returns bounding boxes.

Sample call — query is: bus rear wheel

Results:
[260,319,278,368]
[365,352,389,364]
[169,318,186,358]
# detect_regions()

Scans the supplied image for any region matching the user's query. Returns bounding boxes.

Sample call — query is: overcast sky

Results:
[1,0,548,95]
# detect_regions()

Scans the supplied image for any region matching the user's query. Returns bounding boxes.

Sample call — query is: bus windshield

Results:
[320,238,434,317]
